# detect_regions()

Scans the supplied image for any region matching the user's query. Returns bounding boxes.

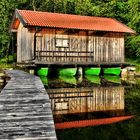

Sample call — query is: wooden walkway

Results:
[0,70,57,140]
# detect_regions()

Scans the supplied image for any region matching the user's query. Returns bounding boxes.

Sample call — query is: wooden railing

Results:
[36,50,93,63]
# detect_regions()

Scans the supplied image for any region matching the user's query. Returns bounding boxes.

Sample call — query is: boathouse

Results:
[10,9,135,66]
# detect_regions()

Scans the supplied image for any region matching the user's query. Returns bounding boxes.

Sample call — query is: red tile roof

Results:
[12,9,135,33]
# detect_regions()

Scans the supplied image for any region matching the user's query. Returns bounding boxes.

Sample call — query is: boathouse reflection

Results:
[48,86,124,115]
[46,79,134,129]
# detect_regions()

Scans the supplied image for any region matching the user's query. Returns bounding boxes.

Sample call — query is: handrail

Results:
[36,50,93,54]
[35,50,93,61]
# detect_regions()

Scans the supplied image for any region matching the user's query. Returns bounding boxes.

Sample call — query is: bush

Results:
[0,54,16,64]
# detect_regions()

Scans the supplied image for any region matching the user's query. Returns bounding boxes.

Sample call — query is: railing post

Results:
[39,51,41,61]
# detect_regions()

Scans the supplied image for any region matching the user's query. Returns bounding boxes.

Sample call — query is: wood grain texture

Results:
[48,86,124,115]
[0,70,57,140]
[17,26,124,64]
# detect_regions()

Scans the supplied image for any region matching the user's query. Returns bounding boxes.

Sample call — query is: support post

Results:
[77,67,83,76]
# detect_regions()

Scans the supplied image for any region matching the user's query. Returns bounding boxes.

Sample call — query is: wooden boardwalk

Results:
[0,70,57,140]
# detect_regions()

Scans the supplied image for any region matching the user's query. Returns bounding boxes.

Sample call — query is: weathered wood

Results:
[0,70,57,140]
[48,86,124,115]
[17,23,34,62]
[17,26,125,65]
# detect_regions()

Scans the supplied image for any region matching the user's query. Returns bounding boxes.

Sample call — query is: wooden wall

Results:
[35,29,88,63]
[17,26,124,64]
[88,32,124,63]
[48,86,124,115]
[17,23,34,63]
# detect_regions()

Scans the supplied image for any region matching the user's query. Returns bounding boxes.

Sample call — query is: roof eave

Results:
[9,10,17,33]
[23,25,136,34]
[10,9,29,33]
[15,9,28,26]
[112,18,136,35]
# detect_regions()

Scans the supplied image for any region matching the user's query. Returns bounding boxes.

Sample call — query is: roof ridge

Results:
[17,9,113,20]
[12,9,136,34]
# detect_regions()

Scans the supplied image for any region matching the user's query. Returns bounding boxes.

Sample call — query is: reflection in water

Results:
[85,75,101,84]
[55,116,133,129]
[59,75,77,85]
[41,76,134,129]
[55,77,140,140]
[48,86,124,115]
[104,75,121,84]
[0,86,3,92]
[40,76,48,86]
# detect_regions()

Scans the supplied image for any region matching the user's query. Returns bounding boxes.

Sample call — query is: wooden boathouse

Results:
[10,9,135,66]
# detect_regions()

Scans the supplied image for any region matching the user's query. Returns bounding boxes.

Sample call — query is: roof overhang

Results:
[10,9,136,34]
[10,9,28,33]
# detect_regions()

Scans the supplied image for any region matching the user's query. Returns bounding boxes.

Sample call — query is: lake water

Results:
[1,73,139,140]
[0,85,4,92]
[42,75,140,140]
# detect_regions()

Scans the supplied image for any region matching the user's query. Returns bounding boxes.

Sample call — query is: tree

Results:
[0,0,17,59]
[125,0,140,58]
[0,0,139,61]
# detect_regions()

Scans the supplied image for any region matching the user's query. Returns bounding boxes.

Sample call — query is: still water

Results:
[0,71,139,139]
[41,76,140,140]
[43,75,140,140]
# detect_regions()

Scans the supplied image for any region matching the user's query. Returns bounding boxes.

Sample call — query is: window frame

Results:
[55,31,69,48]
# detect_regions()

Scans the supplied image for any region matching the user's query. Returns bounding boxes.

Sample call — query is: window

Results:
[55,34,69,48]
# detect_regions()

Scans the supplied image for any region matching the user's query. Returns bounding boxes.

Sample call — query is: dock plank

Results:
[0,70,57,140]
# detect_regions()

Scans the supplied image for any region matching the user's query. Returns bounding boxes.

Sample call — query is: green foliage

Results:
[0,0,140,62]
[0,54,16,63]
[126,36,140,58]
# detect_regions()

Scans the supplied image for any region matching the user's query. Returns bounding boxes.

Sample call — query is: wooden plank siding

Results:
[17,26,124,64]
[17,23,34,63]
[48,86,124,115]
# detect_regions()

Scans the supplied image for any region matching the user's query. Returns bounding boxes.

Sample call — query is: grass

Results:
[0,58,140,72]
[0,63,25,70]
[0,63,15,69]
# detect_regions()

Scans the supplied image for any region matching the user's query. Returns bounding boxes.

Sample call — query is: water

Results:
[42,75,140,140]
[0,84,4,92]
[0,86,2,92]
